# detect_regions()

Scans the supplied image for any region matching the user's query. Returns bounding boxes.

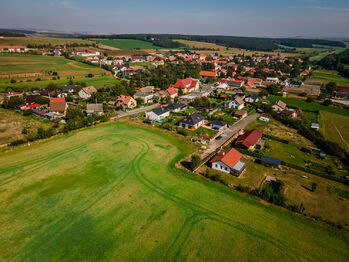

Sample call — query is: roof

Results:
[81,86,97,95]
[61,85,75,90]
[50,97,65,103]
[199,71,216,77]
[50,98,66,113]
[151,107,169,116]
[0,45,27,49]
[261,156,282,165]
[210,120,227,126]
[116,95,134,105]
[86,103,103,113]
[210,148,243,169]
[234,110,247,116]
[234,96,244,105]
[236,129,262,148]
[172,78,198,90]
[280,109,294,116]
[272,100,286,109]
[166,87,178,96]
[180,113,205,126]
[166,102,186,111]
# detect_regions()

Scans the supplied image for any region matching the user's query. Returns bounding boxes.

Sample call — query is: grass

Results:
[328,186,349,199]
[0,75,120,92]
[0,122,348,261]
[0,37,94,47]
[175,39,226,50]
[319,111,349,153]
[309,70,349,87]
[98,39,162,50]
[267,96,349,116]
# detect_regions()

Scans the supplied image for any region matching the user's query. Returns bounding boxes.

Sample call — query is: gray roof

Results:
[86,103,103,113]
[261,156,281,165]
[166,102,186,111]
[152,107,169,116]
[180,113,205,125]
[210,120,227,127]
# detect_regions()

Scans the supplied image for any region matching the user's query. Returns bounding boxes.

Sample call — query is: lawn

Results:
[309,70,349,86]
[267,96,349,116]
[0,122,348,261]
[98,39,162,50]
[0,37,94,47]
[0,75,120,92]
[319,111,349,153]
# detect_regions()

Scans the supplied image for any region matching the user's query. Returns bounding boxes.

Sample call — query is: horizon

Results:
[1,0,348,38]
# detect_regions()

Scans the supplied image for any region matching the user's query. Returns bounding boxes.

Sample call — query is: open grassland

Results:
[319,111,349,153]
[309,70,349,87]
[0,123,348,261]
[175,39,226,50]
[98,39,162,50]
[0,37,94,47]
[0,75,120,92]
[0,54,105,75]
[267,96,349,116]
[0,108,52,146]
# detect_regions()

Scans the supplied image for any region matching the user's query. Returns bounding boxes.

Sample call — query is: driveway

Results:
[202,113,260,157]
[111,104,159,119]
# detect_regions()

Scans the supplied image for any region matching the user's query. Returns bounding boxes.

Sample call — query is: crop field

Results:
[0,37,94,47]
[175,39,226,50]
[319,111,349,153]
[98,39,162,50]
[267,96,349,116]
[0,123,348,261]
[0,75,120,92]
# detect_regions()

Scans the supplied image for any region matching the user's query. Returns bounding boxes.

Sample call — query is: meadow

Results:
[309,70,349,87]
[267,96,349,116]
[98,39,162,50]
[319,111,349,153]
[0,37,94,47]
[0,122,348,261]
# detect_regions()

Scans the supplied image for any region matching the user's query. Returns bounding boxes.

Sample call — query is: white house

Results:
[134,92,154,104]
[266,77,279,83]
[225,96,245,109]
[78,86,97,99]
[178,113,205,129]
[210,148,246,177]
[145,107,170,121]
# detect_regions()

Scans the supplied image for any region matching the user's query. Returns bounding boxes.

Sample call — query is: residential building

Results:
[145,107,170,121]
[178,113,205,129]
[134,92,154,104]
[171,78,199,93]
[235,129,263,151]
[86,103,104,115]
[210,120,227,130]
[115,95,137,109]
[49,97,67,115]
[199,71,217,78]
[165,102,186,112]
[234,110,248,119]
[225,96,245,109]
[166,87,178,99]
[271,100,287,112]
[244,94,259,103]
[78,86,97,99]
[210,148,246,177]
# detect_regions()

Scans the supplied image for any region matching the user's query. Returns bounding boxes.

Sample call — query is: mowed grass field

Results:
[0,123,348,261]
[309,70,349,87]
[0,75,120,92]
[98,39,162,50]
[319,111,349,153]
[0,37,94,47]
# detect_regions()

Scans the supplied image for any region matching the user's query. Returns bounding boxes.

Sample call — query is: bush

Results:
[10,139,26,146]
[190,154,201,171]
[178,128,188,136]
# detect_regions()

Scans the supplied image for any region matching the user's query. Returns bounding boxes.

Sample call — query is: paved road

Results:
[111,104,159,119]
[202,113,260,157]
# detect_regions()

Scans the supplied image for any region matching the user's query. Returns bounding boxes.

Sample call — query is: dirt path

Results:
[67,62,86,69]
[333,124,349,151]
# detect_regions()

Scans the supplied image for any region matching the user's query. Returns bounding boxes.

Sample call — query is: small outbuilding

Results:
[260,156,282,168]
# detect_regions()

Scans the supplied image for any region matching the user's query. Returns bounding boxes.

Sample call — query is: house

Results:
[49,97,67,115]
[61,85,75,93]
[145,107,170,121]
[179,113,205,129]
[115,95,137,109]
[134,92,154,104]
[40,89,56,97]
[0,45,28,52]
[311,123,320,130]
[225,96,245,109]
[72,50,100,57]
[227,80,244,89]
[26,94,41,104]
[210,148,246,177]
[86,103,104,115]
[179,95,196,104]
[259,116,269,122]
[236,129,263,151]
[78,86,97,99]
[280,109,297,118]
[244,94,259,103]
[234,110,248,119]
[261,156,281,168]
[210,120,227,130]
[266,77,279,83]
[166,102,186,112]
[271,100,286,112]
[139,86,154,93]
[166,87,178,99]
[199,71,217,78]
[171,78,199,93]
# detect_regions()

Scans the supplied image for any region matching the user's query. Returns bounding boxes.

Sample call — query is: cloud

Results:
[59,0,78,10]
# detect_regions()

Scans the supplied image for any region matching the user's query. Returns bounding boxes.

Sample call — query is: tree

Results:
[190,154,201,171]
[153,96,159,103]
[34,96,50,105]
[323,99,332,106]
[165,95,172,104]
[325,82,337,95]
[311,182,317,192]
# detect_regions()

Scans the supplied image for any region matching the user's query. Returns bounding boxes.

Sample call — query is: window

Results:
[225,167,228,171]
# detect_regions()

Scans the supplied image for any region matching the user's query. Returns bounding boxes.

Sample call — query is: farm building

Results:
[179,113,205,129]
[261,157,282,168]
[235,129,263,151]
[210,148,246,177]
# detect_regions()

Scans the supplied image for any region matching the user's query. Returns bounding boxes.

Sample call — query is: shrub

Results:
[190,154,201,171]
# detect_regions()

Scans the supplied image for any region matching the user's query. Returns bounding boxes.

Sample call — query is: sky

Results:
[0,0,348,38]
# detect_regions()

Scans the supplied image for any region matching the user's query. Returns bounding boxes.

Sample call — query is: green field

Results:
[98,39,162,50]
[0,123,348,261]
[309,70,349,87]
[0,76,120,92]
[0,37,94,47]
[267,96,349,116]
[319,111,349,153]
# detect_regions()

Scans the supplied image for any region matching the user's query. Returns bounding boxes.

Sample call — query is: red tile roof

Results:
[199,71,216,77]
[210,148,242,169]
[166,87,178,96]
[172,78,197,90]
[236,129,262,149]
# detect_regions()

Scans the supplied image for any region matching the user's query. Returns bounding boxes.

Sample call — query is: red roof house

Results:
[171,78,199,93]
[210,148,246,176]
[166,87,178,98]
[235,129,263,150]
[199,71,217,78]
